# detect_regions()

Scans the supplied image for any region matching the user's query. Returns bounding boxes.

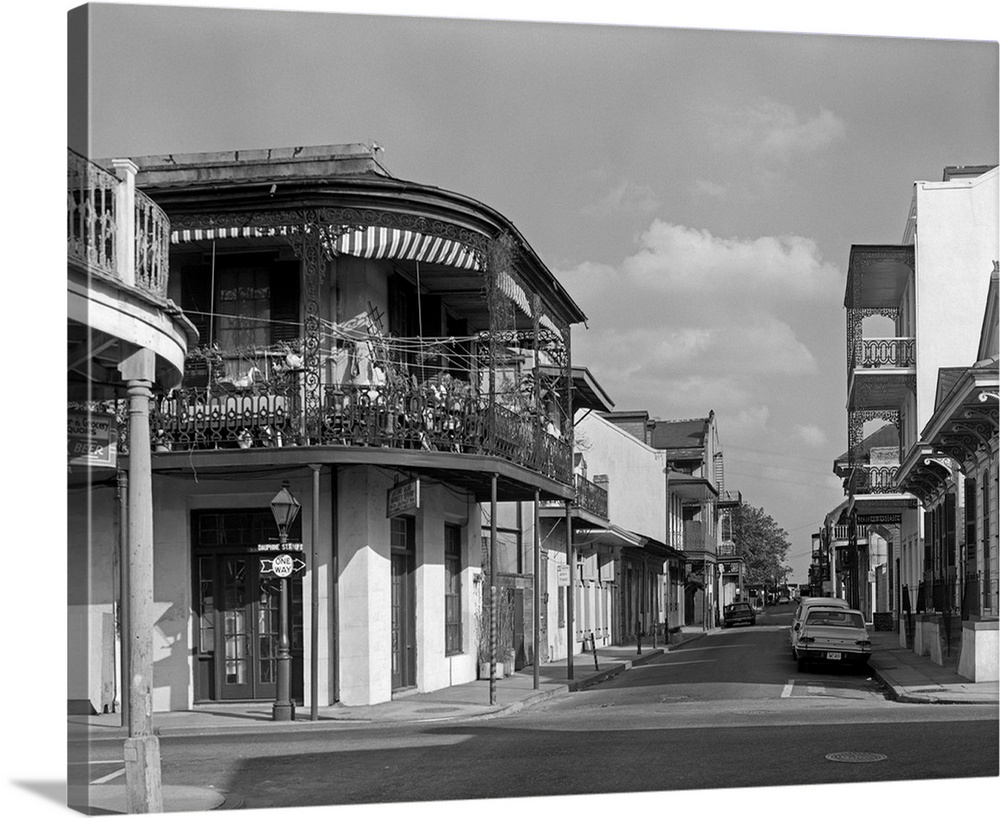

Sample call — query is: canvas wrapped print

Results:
[56,3,999,817]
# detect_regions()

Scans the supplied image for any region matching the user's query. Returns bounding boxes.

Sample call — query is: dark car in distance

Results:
[723,602,756,628]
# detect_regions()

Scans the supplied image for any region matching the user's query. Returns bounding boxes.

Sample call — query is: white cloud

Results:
[710,98,846,162]
[556,219,835,433]
[691,179,728,199]
[581,180,661,217]
[793,424,828,447]
[621,220,841,302]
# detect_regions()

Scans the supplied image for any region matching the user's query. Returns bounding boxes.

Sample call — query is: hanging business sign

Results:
[68,411,117,469]
[387,478,421,518]
[556,564,570,587]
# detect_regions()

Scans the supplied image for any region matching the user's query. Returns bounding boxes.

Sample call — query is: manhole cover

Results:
[825,752,887,763]
[416,706,460,714]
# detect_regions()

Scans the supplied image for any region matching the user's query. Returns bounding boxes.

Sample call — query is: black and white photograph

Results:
[9,1,1000,816]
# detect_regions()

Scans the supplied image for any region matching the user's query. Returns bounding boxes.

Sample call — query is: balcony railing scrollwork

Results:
[68,149,170,300]
[850,464,899,495]
[850,337,915,372]
[148,373,572,483]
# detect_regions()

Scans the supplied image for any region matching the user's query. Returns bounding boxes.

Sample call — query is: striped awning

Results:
[334,226,481,270]
[171,224,481,271]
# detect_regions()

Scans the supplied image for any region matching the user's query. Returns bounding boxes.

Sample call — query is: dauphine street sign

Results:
[258,541,306,578]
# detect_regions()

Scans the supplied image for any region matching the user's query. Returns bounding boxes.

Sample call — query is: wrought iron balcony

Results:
[538,473,609,518]
[717,541,739,558]
[849,464,900,495]
[849,337,915,373]
[67,149,170,299]
[147,367,572,483]
[683,520,715,554]
[573,475,609,519]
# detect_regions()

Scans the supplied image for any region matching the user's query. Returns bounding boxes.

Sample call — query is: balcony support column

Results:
[111,159,138,288]
[489,473,498,705]
[533,489,541,690]
[565,500,574,680]
[118,347,162,814]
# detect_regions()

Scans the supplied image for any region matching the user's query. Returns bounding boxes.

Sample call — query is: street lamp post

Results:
[270,482,301,722]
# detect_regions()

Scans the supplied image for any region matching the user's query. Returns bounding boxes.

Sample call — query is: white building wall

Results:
[912,168,999,428]
[576,411,666,541]
[67,484,118,714]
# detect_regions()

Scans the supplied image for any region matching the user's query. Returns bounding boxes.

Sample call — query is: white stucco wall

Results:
[67,482,119,714]
[913,168,999,428]
[576,411,666,541]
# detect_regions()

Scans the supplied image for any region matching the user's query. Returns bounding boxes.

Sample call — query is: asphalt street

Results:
[78,608,999,812]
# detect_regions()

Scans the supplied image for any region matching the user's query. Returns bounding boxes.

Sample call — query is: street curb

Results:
[868,666,998,706]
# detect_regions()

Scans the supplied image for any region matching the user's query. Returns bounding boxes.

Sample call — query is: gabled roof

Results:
[834,423,899,466]
[978,264,999,363]
[934,368,968,411]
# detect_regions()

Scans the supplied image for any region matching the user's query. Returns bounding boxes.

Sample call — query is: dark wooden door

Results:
[192,510,303,703]
[391,552,416,689]
[217,555,281,701]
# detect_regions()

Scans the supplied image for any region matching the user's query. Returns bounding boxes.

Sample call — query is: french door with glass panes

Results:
[390,516,416,690]
[193,510,303,702]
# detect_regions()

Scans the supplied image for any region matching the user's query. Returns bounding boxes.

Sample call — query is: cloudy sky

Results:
[69,2,998,584]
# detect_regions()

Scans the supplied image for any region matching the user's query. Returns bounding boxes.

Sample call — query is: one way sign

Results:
[260,554,307,578]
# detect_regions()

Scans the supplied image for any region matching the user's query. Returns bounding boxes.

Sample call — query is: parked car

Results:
[777,595,790,605]
[723,601,756,628]
[789,596,850,655]
[792,606,871,671]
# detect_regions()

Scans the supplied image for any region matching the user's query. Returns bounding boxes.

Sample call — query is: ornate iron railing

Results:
[149,374,572,483]
[67,149,170,299]
[134,187,170,298]
[68,149,118,278]
[717,542,738,558]
[850,464,899,494]
[574,474,609,519]
[851,337,915,371]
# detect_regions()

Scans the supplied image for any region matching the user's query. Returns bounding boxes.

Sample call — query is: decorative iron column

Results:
[565,500,574,680]
[533,489,541,690]
[490,473,499,704]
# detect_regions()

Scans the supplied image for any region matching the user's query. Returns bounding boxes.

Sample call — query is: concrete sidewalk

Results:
[866,630,1000,704]
[70,623,998,813]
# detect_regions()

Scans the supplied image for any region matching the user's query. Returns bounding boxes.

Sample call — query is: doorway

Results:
[390,516,416,690]
[192,510,303,703]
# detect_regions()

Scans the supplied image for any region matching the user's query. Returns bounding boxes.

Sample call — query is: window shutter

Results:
[270,261,301,344]
[180,264,212,344]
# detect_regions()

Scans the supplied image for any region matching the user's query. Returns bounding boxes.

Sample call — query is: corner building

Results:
[70,144,586,711]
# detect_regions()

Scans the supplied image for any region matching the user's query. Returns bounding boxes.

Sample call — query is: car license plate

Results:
[826,652,842,661]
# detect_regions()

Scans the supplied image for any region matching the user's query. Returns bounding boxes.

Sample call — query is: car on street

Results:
[723,601,756,628]
[789,596,851,654]
[792,606,871,671]
[777,594,790,605]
